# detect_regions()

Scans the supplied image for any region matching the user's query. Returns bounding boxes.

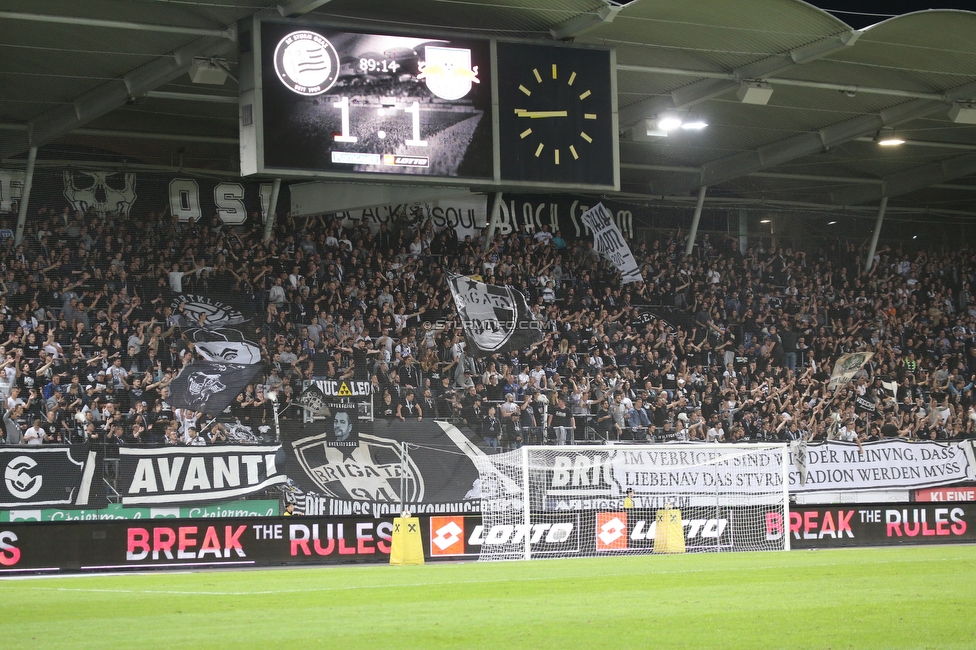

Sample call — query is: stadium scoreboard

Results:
[239,18,619,192]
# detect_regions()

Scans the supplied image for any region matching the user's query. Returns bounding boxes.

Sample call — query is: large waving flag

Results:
[447,273,543,357]
[168,362,262,415]
[581,202,643,284]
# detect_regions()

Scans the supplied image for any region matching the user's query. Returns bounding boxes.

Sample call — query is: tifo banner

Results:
[0,500,279,523]
[282,418,482,518]
[788,440,974,492]
[490,441,976,513]
[580,203,643,283]
[0,446,97,508]
[0,168,283,224]
[770,503,976,548]
[117,445,287,506]
[447,272,543,357]
[827,352,874,390]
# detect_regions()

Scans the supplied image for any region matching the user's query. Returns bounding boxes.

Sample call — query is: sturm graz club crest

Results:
[273,30,340,96]
[172,295,245,326]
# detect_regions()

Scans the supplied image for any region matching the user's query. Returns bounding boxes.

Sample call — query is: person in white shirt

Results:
[706,421,725,442]
[24,419,46,446]
[185,427,207,446]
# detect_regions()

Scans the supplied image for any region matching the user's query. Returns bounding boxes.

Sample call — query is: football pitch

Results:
[2,545,974,648]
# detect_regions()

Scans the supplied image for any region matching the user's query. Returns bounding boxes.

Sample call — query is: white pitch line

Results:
[9,555,963,597]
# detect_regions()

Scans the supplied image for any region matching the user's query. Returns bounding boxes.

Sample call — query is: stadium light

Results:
[644,118,668,137]
[875,128,905,146]
[657,113,683,132]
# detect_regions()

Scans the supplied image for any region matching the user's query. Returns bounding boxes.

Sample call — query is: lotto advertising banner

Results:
[428,514,581,559]
[765,504,976,549]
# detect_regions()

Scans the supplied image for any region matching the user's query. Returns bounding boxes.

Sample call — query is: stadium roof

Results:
[3,0,976,218]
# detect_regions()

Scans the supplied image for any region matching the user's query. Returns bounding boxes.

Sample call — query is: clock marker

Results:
[552,64,557,80]
[584,113,597,120]
[534,143,544,157]
[554,149,560,165]
[568,71,576,86]
[579,89,592,100]
[519,85,531,96]
[569,145,579,160]
[580,131,593,143]
[533,68,542,83]
[520,127,533,139]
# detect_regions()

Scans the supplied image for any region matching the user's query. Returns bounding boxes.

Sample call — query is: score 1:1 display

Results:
[331,97,428,147]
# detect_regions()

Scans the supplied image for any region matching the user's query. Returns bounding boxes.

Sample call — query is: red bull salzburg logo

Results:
[418,46,479,101]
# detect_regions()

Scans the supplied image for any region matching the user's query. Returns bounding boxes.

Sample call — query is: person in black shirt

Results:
[482,405,501,453]
[340,336,382,382]
[548,396,575,445]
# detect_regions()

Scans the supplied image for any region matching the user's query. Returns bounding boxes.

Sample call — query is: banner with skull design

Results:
[183,324,262,364]
[168,362,263,415]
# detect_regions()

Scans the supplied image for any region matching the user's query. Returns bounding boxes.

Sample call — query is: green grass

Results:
[2,546,974,648]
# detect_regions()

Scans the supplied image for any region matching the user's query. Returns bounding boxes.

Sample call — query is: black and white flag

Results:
[447,273,543,357]
[184,324,262,364]
[880,376,899,403]
[580,202,643,284]
[168,362,262,415]
[790,440,808,487]
[827,352,873,391]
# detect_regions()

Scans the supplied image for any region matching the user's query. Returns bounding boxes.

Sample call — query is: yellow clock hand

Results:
[515,109,569,118]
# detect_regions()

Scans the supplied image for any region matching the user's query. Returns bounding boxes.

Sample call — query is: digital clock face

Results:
[261,23,493,179]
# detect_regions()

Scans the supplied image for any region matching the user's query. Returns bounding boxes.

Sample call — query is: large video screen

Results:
[259,23,493,180]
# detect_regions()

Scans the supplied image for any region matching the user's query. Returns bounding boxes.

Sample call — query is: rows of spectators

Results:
[1,200,974,454]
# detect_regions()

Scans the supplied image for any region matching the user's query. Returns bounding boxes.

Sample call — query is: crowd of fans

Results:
[1,199,975,455]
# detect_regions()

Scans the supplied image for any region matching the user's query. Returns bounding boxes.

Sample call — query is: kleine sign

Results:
[914,487,976,502]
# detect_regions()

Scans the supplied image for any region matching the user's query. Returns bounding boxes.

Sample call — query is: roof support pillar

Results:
[264,178,281,244]
[14,146,37,247]
[865,197,888,273]
[685,186,707,256]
